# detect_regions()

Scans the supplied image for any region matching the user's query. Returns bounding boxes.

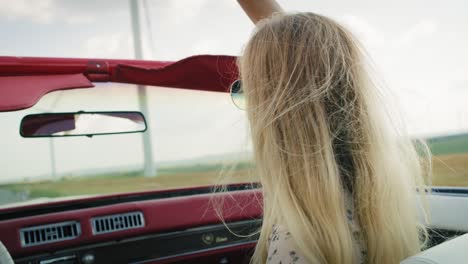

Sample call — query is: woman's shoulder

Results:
[266,192,366,264]
[267,224,308,264]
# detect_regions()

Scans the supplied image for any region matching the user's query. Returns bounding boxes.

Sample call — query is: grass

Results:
[2,133,468,202]
[1,165,256,199]
[2,152,467,202]
[431,153,468,186]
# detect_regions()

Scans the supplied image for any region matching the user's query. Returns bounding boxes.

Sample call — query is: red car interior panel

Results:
[13,221,259,264]
[0,184,257,216]
[114,56,236,93]
[0,55,238,112]
[0,74,94,112]
[0,55,251,263]
[0,189,262,258]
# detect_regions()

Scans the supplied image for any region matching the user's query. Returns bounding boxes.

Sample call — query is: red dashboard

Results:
[0,185,263,264]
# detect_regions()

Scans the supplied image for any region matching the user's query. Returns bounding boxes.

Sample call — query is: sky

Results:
[1,0,468,182]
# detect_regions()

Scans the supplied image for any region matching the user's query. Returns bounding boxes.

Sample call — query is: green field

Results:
[1,133,468,205]
[427,133,468,155]
[0,163,256,202]
[426,133,468,186]
[431,153,468,186]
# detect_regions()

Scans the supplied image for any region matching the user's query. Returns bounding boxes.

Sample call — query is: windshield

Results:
[0,84,253,207]
[1,0,468,208]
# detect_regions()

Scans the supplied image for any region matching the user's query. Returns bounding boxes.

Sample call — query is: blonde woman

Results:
[232,0,430,263]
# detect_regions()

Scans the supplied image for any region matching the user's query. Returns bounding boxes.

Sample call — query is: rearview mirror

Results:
[20,111,147,138]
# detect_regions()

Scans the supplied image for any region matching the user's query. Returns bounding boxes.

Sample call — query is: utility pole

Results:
[49,139,57,179]
[129,0,156,177]
[37,96,62,181]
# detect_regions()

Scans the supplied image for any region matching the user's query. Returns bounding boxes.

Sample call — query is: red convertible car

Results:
[0,55,467,264]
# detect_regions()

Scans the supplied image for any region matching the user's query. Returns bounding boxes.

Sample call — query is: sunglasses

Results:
[230,79,246,110]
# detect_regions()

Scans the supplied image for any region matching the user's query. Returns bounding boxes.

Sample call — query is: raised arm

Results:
[237,0,283,24]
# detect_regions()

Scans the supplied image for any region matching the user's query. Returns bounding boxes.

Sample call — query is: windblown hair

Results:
[238,12,430,264]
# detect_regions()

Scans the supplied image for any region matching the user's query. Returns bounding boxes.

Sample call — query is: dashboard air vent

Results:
[91,211,145,235]
[20,221,81,247]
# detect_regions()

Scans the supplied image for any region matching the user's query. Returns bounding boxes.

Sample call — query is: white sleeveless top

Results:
[266,191,367,263]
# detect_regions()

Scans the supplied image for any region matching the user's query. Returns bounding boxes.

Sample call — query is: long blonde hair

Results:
[238,12,430,264]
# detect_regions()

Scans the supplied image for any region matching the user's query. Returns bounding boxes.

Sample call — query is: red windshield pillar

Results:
[85,60,110,82]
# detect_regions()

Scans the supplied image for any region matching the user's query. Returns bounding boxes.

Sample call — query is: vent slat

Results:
[57,228,62,239]
[28,232,33,244]
[35,230,40,243]
[24,232,29,244]
[20,221,80,247]
[134,215,140,226]
[91,212,144,235]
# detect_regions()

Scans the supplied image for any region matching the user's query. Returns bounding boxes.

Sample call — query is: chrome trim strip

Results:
[39,255,76,264]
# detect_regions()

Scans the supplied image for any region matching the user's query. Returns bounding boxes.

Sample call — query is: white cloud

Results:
[338,16,438,53]
[64,14,95,25]
[0,0,95,24]
[0,0,56,23]
[339,15,386,48]
[395,19,438,48]
[82,32,133,59]
[165,0,210,25]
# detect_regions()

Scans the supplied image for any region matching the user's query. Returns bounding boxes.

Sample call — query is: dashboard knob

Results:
[81,253,95,264]
[202,233,215,245]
